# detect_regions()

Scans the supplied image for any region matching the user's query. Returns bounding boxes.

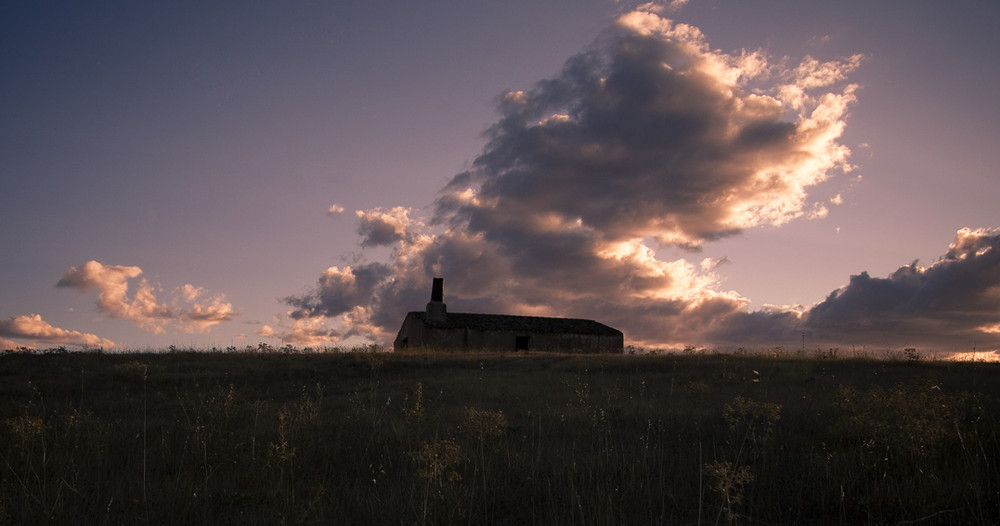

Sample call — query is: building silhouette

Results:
[394,278,624,353]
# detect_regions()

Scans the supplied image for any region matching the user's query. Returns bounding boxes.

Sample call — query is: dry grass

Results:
[1,347,999,524]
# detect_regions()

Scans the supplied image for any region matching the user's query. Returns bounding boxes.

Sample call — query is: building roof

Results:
[405,311,623,336]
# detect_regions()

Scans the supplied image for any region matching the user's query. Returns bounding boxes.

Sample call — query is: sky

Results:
[2,0,1000,356]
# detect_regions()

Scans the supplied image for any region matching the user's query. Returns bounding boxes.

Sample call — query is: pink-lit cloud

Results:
[261,315,343,348]
[0,314,115,349]
[56,260,237,334]
[0,338,23,350]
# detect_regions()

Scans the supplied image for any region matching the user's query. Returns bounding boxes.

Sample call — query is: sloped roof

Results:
[406,311,622,336]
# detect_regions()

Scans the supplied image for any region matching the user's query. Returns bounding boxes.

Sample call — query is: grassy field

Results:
[1,347,999,525]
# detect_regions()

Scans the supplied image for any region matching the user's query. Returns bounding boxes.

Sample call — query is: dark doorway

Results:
[515,335,531,351]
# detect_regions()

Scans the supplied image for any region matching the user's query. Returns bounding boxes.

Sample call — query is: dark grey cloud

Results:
[437,15,858,249]
[284,261,391,319]
[802,228,1000,350]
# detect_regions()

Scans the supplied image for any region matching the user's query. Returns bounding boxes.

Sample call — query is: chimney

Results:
[426,277,447,325]
[431,277,444,302]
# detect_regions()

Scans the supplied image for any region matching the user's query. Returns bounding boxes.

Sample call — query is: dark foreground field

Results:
[2,349,1000,525]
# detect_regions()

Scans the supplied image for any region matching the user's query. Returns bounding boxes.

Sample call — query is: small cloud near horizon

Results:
[56,260,237,335]
[0,313,115,349]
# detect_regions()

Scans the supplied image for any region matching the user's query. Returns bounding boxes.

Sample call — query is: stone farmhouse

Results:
[393,278,624,353]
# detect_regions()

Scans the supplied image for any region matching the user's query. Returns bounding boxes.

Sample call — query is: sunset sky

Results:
[3,1,999,355]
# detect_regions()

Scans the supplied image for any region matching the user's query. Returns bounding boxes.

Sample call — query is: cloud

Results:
[327,203,345,215]
[285,9,863,349]
[263,315,344,347]
[284,262,392,319]
[665,0,689,12]
[0,338,25,350]
[282,317,341,346]
[633,1,685,15]
[356,206,416,247]
[179,294,237,333]
[0,314,115,349]
[56,260,237,334]
[437,12,860,249]
[802,228,1000,351]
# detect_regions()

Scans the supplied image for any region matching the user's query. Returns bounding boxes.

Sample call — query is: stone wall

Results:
[394,313,623,353]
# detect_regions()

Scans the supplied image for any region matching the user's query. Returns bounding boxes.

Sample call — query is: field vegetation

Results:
[1,346,999,524]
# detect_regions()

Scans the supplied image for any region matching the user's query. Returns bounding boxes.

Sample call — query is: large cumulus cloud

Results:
[437,12,859,248]
[279,8,865,349]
